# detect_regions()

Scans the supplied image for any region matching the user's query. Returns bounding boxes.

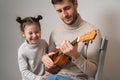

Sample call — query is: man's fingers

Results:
[48,52,56,56]
[42,54,55,68]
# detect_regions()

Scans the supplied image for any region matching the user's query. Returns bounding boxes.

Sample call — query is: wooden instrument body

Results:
[45,52,69,74]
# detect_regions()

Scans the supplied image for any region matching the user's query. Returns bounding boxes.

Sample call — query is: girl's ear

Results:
[22,32,25,38]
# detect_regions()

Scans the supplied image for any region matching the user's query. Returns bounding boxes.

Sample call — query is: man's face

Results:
[54,0,78,25]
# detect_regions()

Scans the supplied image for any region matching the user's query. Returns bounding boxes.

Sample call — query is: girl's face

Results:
[22,23,41,44]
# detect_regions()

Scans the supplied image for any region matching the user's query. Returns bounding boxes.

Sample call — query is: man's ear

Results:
[74,0,78,8]
[74,0,78,5]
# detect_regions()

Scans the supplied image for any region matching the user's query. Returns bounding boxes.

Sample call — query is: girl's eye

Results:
[36,31,40,34]
[29,32,32,35]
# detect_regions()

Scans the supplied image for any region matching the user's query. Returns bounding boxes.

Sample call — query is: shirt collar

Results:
[64,14,84,30]
[25,40,40,49]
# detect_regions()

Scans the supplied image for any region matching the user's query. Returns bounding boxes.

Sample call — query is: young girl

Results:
[16,15,48,80]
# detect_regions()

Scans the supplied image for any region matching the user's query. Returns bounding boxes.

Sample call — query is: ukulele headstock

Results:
[77,29,97,42]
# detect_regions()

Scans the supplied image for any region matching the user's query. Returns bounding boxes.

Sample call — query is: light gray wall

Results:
[0,0,120,80]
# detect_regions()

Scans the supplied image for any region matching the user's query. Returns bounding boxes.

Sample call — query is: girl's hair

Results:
[51,0,75,4]
[16,15,43,32]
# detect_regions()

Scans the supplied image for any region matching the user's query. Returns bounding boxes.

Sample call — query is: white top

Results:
[18,39,48,80]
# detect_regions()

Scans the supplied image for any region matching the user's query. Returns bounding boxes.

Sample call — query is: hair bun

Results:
[16,17,22,23]
[36,15,43,21]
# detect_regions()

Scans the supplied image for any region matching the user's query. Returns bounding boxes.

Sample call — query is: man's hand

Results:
[41,52,55,68]
[60,40,80,60]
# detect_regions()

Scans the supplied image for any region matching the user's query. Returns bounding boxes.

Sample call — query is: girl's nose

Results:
[33,33,37,38]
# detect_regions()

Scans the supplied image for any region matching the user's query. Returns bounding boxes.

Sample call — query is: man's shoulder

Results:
[51,24,64,33]
[40,39,48,46]
[83,21,99,30]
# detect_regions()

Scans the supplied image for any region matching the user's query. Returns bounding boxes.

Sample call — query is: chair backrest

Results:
[95,37,108,80]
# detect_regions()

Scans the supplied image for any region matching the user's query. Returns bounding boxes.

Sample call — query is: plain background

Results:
[0,0,120,80]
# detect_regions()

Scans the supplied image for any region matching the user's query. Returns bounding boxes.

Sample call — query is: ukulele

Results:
[45,29,97,74]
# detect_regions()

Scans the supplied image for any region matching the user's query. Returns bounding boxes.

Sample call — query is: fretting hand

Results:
[60,40,80,60]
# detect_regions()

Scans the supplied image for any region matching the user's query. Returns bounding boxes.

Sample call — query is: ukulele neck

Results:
[58,38,78,54]
[71,38,78,46]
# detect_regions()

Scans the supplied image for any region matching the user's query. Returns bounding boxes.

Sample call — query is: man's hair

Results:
[51,0,75,4]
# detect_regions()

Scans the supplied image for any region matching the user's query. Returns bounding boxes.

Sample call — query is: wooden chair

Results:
[95,37,108,80]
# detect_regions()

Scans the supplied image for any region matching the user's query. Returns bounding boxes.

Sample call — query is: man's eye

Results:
[64,6,70,10]
[57,10,62,13]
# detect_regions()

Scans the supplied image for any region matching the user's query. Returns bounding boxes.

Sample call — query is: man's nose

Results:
[62,10,68,18]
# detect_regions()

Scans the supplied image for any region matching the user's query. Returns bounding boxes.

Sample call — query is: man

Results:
[42,0,101,80]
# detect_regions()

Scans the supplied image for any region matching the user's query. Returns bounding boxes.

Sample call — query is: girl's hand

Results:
[41,74,49,79]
